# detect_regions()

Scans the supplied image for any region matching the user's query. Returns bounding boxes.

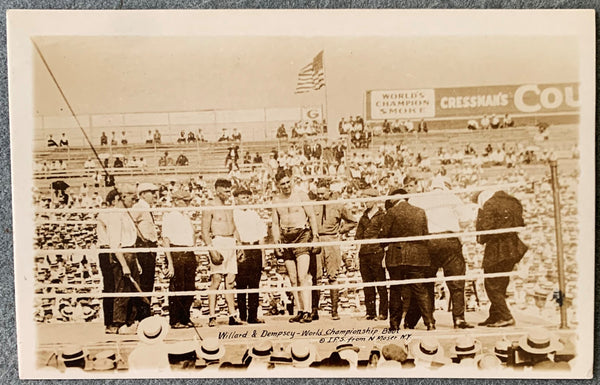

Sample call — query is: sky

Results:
[34,35,579,125]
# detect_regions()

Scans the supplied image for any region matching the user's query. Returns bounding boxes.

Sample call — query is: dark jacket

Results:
[476,191,528,271]
[378,200,430,267]
[355,207,386,255]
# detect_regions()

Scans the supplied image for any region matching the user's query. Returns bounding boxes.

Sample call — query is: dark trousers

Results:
[359,252,388,318]
[404,266,437,328]
[428,236,467,320]
[135,238,157,320]
[310,250,321,310]
[98,252,115,327]
[168,250,198,325]
[236,248,263,321]
[388,265,434,328]
[113,252,142,325]
[484,262,515,322]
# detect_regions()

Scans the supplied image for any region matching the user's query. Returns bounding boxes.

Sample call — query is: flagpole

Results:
[321,50,329,137]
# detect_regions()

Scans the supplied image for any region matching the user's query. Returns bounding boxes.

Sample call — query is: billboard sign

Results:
[365,89,435,120]
[366,83,579,120]
[435,83,580,117]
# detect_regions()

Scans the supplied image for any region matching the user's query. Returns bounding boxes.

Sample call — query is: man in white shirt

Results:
[162,190,198,328]
[98,184,142,334]
[132,182,159,321]
[409,179,473,329]
[233,187,267,324]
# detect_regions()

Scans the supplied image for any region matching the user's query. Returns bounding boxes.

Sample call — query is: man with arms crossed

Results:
[202,178,243,327]
[272,169,319,323]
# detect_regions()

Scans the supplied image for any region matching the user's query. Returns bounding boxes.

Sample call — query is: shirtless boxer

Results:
[272,170,320,323]
[201,178,243,327]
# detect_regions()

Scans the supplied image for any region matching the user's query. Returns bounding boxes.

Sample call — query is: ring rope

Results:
[35,226,524,255]
[34,182,522,214]
[33,270,522,299]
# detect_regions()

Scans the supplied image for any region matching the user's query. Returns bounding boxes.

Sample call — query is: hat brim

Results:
[450,340,482,357]
[137,316,170,344]
[474,353,502,370]
[286,344,317,367]
[517,334,563,355]
[198,345,226,360]
[409,340,447,363]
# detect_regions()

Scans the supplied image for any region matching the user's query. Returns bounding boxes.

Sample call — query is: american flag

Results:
[295,51,325,93]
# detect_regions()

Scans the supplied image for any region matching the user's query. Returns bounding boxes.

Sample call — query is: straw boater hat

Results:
[494,339,510,363]
[137,316,170,345]
[137,183,158,195]
[475,353,502,370]
[450,335,482,357]
[409,336,447,363]
[91,350,117,371]
[335,343,360,354]
[168,341,199,365]
[286,340,317,368]
[198,337,226,361]
[248,340,274,359]
[518,329,563,355]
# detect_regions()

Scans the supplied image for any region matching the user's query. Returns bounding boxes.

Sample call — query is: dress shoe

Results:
[403,324,415,330]
[365,315,376,320]
[454,320,474,329]
[105,325,119,334]
[376,314,388,321]
[289,312,304,323]
[229,316,244,326]
[487,318,515,328]
[248,318,265,324]
[310,309,320,321]
[208,317,217,327]
[331,311,340,321]
[299,312,312,323]
[389,322,400,331]
[478,318,496,327]
[426,324,436,331]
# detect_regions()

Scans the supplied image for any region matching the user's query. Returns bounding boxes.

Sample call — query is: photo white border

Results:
[7,9,596,379]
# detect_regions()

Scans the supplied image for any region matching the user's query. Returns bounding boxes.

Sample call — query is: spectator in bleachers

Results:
[158,151,173,167]
[120,131,128,145]
[59,133,69,147]
[480,115,491,130]
[110,131,118,146]
[153,129,162,144]
[382,119,391,134]
[490,114,501,129]
[197,129,206,142]
[175,152,189,166]
[138,157,147,170]
[47,134,58,147]
[231,128,242,142]
[418,118,428,133]
[502,113,514,128]
[218,128,230,142]
[253,152,263,164]
[145,130,153,144]
[276,124,288,139]
[100,132,108,146]
[187,130,196,143]
[243,151,252,164]
[467,119,479,130]
[177,131,187,144]
[84,157,95,169]
[113,157,123,168]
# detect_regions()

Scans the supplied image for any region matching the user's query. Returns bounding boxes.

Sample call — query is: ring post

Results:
[549,159,568,329]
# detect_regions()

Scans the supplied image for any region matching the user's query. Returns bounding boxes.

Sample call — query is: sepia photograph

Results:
[7,10,595,379]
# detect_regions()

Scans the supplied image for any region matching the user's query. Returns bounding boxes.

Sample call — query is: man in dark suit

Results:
[379,189,434,331]
[476,190,528,328]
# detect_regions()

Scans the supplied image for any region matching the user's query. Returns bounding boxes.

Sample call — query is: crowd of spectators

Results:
[33,152,579,331]
[40,326,575,372]
[276,120,324,140]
